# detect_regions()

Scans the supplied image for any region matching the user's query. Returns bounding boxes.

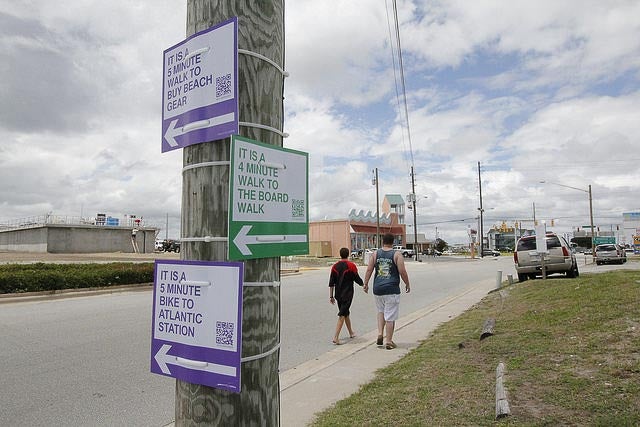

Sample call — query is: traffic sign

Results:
[535,224,548,254]
[593,236,616,245]
[161,17,238,152]
[150,260,243,392]
[229,135,309,260]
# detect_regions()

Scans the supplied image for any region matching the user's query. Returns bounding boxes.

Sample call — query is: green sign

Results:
[593,236,615,245]
[228,135,308,260]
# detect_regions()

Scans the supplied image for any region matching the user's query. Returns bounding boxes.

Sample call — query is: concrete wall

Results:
[0,225,157,253]
[0,227,48,252]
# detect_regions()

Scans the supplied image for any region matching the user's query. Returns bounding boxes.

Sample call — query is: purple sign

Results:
[161,17,238,152]
[150,260,243,392]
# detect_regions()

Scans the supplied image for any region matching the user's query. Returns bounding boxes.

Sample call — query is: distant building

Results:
[0,214,157,253]
[405,233,432,255]
[382,194,406,224]
[487,221,533,250]
[622,212,640,246]
[309,195,408,257]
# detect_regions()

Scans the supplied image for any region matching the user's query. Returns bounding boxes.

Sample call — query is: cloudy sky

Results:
[1,1,639,244]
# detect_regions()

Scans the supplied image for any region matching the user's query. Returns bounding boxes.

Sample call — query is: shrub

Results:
[0,262,154,294]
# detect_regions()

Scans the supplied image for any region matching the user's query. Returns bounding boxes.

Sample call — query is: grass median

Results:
[311,270,640,426]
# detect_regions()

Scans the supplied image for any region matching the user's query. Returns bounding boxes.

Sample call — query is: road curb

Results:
[0,283,153,304]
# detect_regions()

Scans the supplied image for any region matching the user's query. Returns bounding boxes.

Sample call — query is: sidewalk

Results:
[280,277,497,426]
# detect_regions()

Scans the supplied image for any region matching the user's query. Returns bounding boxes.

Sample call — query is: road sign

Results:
[593,236,616,245]
[534,224,548,254]
[161,17,238,152]
[229,135,309,260]
[150,260,243,392]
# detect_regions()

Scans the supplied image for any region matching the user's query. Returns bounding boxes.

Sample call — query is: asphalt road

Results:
[280,255,514,370]
[0,253,631,426]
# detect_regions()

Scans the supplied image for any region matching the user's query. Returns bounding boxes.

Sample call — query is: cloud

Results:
[0,0,638,246]
[285,0,395,106]
[0,12,99,133]
[402,0,640,94]
[0,1,185,234]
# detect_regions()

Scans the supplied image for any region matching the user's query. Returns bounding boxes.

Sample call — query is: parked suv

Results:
[595,244,627,265]
[482,248,500,257]
[513,233,578,281]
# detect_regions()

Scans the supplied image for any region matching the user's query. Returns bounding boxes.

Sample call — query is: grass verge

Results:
[311,270,640,426]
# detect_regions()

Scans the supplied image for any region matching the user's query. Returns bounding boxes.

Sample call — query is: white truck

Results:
[393,245,415,258]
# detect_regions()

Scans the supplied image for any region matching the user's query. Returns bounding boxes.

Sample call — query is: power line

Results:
[385,0,419,258]
[384,1,407,166]
[417,217,478,226]
[385,0,415,173]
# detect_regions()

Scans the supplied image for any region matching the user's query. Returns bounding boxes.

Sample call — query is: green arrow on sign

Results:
[233,225,308,256]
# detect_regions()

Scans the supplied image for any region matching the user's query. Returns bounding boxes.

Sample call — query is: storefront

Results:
[309,209,406,257]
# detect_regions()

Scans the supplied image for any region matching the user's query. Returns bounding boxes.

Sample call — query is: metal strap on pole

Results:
[243,281,280,287]
[241,343,280,363]
[175,281,280,289]
[238,48,289,77]
[180,236,228,243]
[182,161,230,173]
[239,121,289,138]
[178,280,212,287]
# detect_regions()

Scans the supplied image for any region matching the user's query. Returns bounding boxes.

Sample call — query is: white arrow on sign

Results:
[155,344,237,377]
[233,225,308,256]
[164,112,236,147]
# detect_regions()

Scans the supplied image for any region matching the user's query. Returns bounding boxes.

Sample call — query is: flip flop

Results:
[376,335,383,346]
[385,341,397,350]
[350,334,357,339]
[332,339,341,345]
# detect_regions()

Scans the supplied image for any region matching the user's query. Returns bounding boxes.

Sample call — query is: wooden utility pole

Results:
[176,1,284,425]
[374,168,380,247]
[410,166,418,260]
[478,161,484,258]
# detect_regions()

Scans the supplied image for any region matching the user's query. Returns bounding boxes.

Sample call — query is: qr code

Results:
[216,321,234,346]
[291,199,305,217]
[216,73,232,97]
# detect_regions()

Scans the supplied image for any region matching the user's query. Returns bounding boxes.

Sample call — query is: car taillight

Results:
[513,252,518,263]
[562,247,569,257]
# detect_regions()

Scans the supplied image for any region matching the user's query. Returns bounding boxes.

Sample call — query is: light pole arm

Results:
[541,180,595,258]
[540,181,588,194]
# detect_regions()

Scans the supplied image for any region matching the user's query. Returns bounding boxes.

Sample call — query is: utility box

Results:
[309,241,332,257]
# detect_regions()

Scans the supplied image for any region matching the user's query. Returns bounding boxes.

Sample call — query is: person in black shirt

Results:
[328,247,364,345]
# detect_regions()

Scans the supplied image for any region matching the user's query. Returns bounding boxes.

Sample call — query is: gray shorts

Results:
[374,294,400,321]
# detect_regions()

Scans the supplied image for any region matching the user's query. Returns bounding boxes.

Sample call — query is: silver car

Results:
[514,233,579,281]
[595,244,627,265]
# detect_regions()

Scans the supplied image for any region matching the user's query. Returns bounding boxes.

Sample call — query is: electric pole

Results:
[373,168,380,248]
[411,166,418,260]
[176,1,284,425]
[478,161,484,258]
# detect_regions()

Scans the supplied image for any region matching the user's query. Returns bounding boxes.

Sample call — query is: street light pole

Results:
[478,161,484,258]
[411,166,418,261]
[588,184,595,258]
[373,168,380,248]
[540,181,595,258]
